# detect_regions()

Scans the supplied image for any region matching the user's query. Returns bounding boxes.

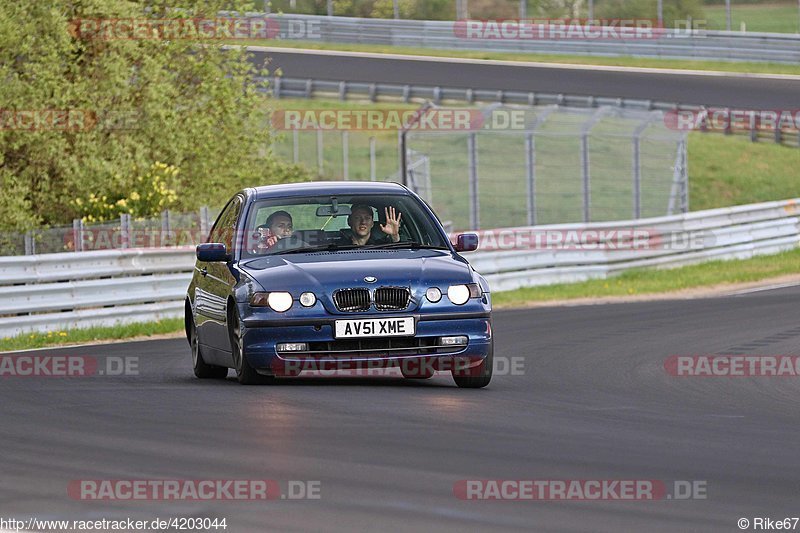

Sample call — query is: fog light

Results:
[277,343,308,352]
[299,292,317,307]
[425,287,442,303]
[438,336,467,346]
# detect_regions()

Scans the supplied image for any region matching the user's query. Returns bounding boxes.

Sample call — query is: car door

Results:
[195,195,243,359]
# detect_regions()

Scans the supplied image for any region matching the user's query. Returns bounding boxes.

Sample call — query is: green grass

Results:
[0,318,184,353]
[493,247,800,307]
[704,2,800,33]
[688,132,800,210]
[244,39,800,76]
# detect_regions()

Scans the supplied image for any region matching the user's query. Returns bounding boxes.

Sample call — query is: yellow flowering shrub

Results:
[71,162,180,223]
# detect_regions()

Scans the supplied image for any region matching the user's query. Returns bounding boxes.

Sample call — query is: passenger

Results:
[341,204,401,246]
[253,210,293,253]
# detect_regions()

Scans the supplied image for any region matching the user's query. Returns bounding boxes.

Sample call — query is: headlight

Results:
[447,284,482,305]
[425,287,442,303]
[251,291,293,312]
[299,292,317,307]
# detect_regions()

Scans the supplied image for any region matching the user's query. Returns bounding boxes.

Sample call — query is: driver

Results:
[341,204,401,246]
[252,210,293,253]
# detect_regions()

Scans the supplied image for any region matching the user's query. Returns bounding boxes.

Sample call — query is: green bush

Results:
[0,0,309,232]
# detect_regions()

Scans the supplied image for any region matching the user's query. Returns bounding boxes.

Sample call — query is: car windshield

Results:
[241,193,450,257]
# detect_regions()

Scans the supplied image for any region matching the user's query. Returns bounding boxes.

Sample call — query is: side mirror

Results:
[197,243,229,262]
[454,233,479,252]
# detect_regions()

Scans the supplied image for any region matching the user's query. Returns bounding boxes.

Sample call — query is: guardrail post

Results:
[120,213,131,249]
[273,77,281,99]
[200,206,210,242]
[24,231,34,255]
[342,131,349,180]
[402,85,410,103]
[525,132,536,226]
[369,136,377,181]
[305,79,312,99]
[73,219,84,252]
[338,81,346,101]
[292,129,299,163]
[775,125,783,145]
[468,133,479,229]
[433,86,441,105]
[161,210,171,247]
[368,84,377,102]
[749,112,757,142]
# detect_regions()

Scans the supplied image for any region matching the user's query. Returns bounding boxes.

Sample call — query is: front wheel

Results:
[229,307,273,385]
[452,344,493,389]
[189,316,228,380]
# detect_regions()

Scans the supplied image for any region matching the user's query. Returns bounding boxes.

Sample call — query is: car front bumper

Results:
[240,310,492,377]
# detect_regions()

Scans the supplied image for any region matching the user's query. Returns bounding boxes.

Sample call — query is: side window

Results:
[208,196,243,252]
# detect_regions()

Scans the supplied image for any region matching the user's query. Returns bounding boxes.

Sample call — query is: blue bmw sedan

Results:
[186,181,492,387]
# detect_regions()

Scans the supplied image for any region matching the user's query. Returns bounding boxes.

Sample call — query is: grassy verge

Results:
[492,247,800,307]
[246,40,800,76]
[688,133,800,211]
[705,3,800,33]
[0,318,184,353]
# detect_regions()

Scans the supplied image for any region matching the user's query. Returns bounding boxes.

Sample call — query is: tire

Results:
[452,342,493,389]
[400,358,435,379]
[189,315,228,380]
[229,307,273,385]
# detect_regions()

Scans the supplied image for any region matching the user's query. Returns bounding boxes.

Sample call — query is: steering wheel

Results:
[269,234,309,252]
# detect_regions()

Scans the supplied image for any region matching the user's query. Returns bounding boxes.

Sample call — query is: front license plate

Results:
[334,317,415,339]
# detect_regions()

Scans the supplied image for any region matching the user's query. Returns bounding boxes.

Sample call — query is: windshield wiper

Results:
[272,243,361,255]
[365,241,448,250]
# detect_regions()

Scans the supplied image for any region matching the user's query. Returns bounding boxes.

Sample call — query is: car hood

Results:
[240,249,474,305]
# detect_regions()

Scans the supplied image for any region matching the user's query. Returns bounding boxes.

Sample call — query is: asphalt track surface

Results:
[256,49,800,109]
[2,286,800,532]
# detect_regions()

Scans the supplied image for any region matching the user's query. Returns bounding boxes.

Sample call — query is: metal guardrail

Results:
[1,199,798,338]
[264,76,800,148]
[0,248,194,338]
[255,14,800,64]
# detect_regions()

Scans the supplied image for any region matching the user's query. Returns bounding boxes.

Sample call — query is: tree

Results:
[0,0,307,231]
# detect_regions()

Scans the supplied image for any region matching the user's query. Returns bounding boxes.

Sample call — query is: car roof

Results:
[251,181,410,200]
